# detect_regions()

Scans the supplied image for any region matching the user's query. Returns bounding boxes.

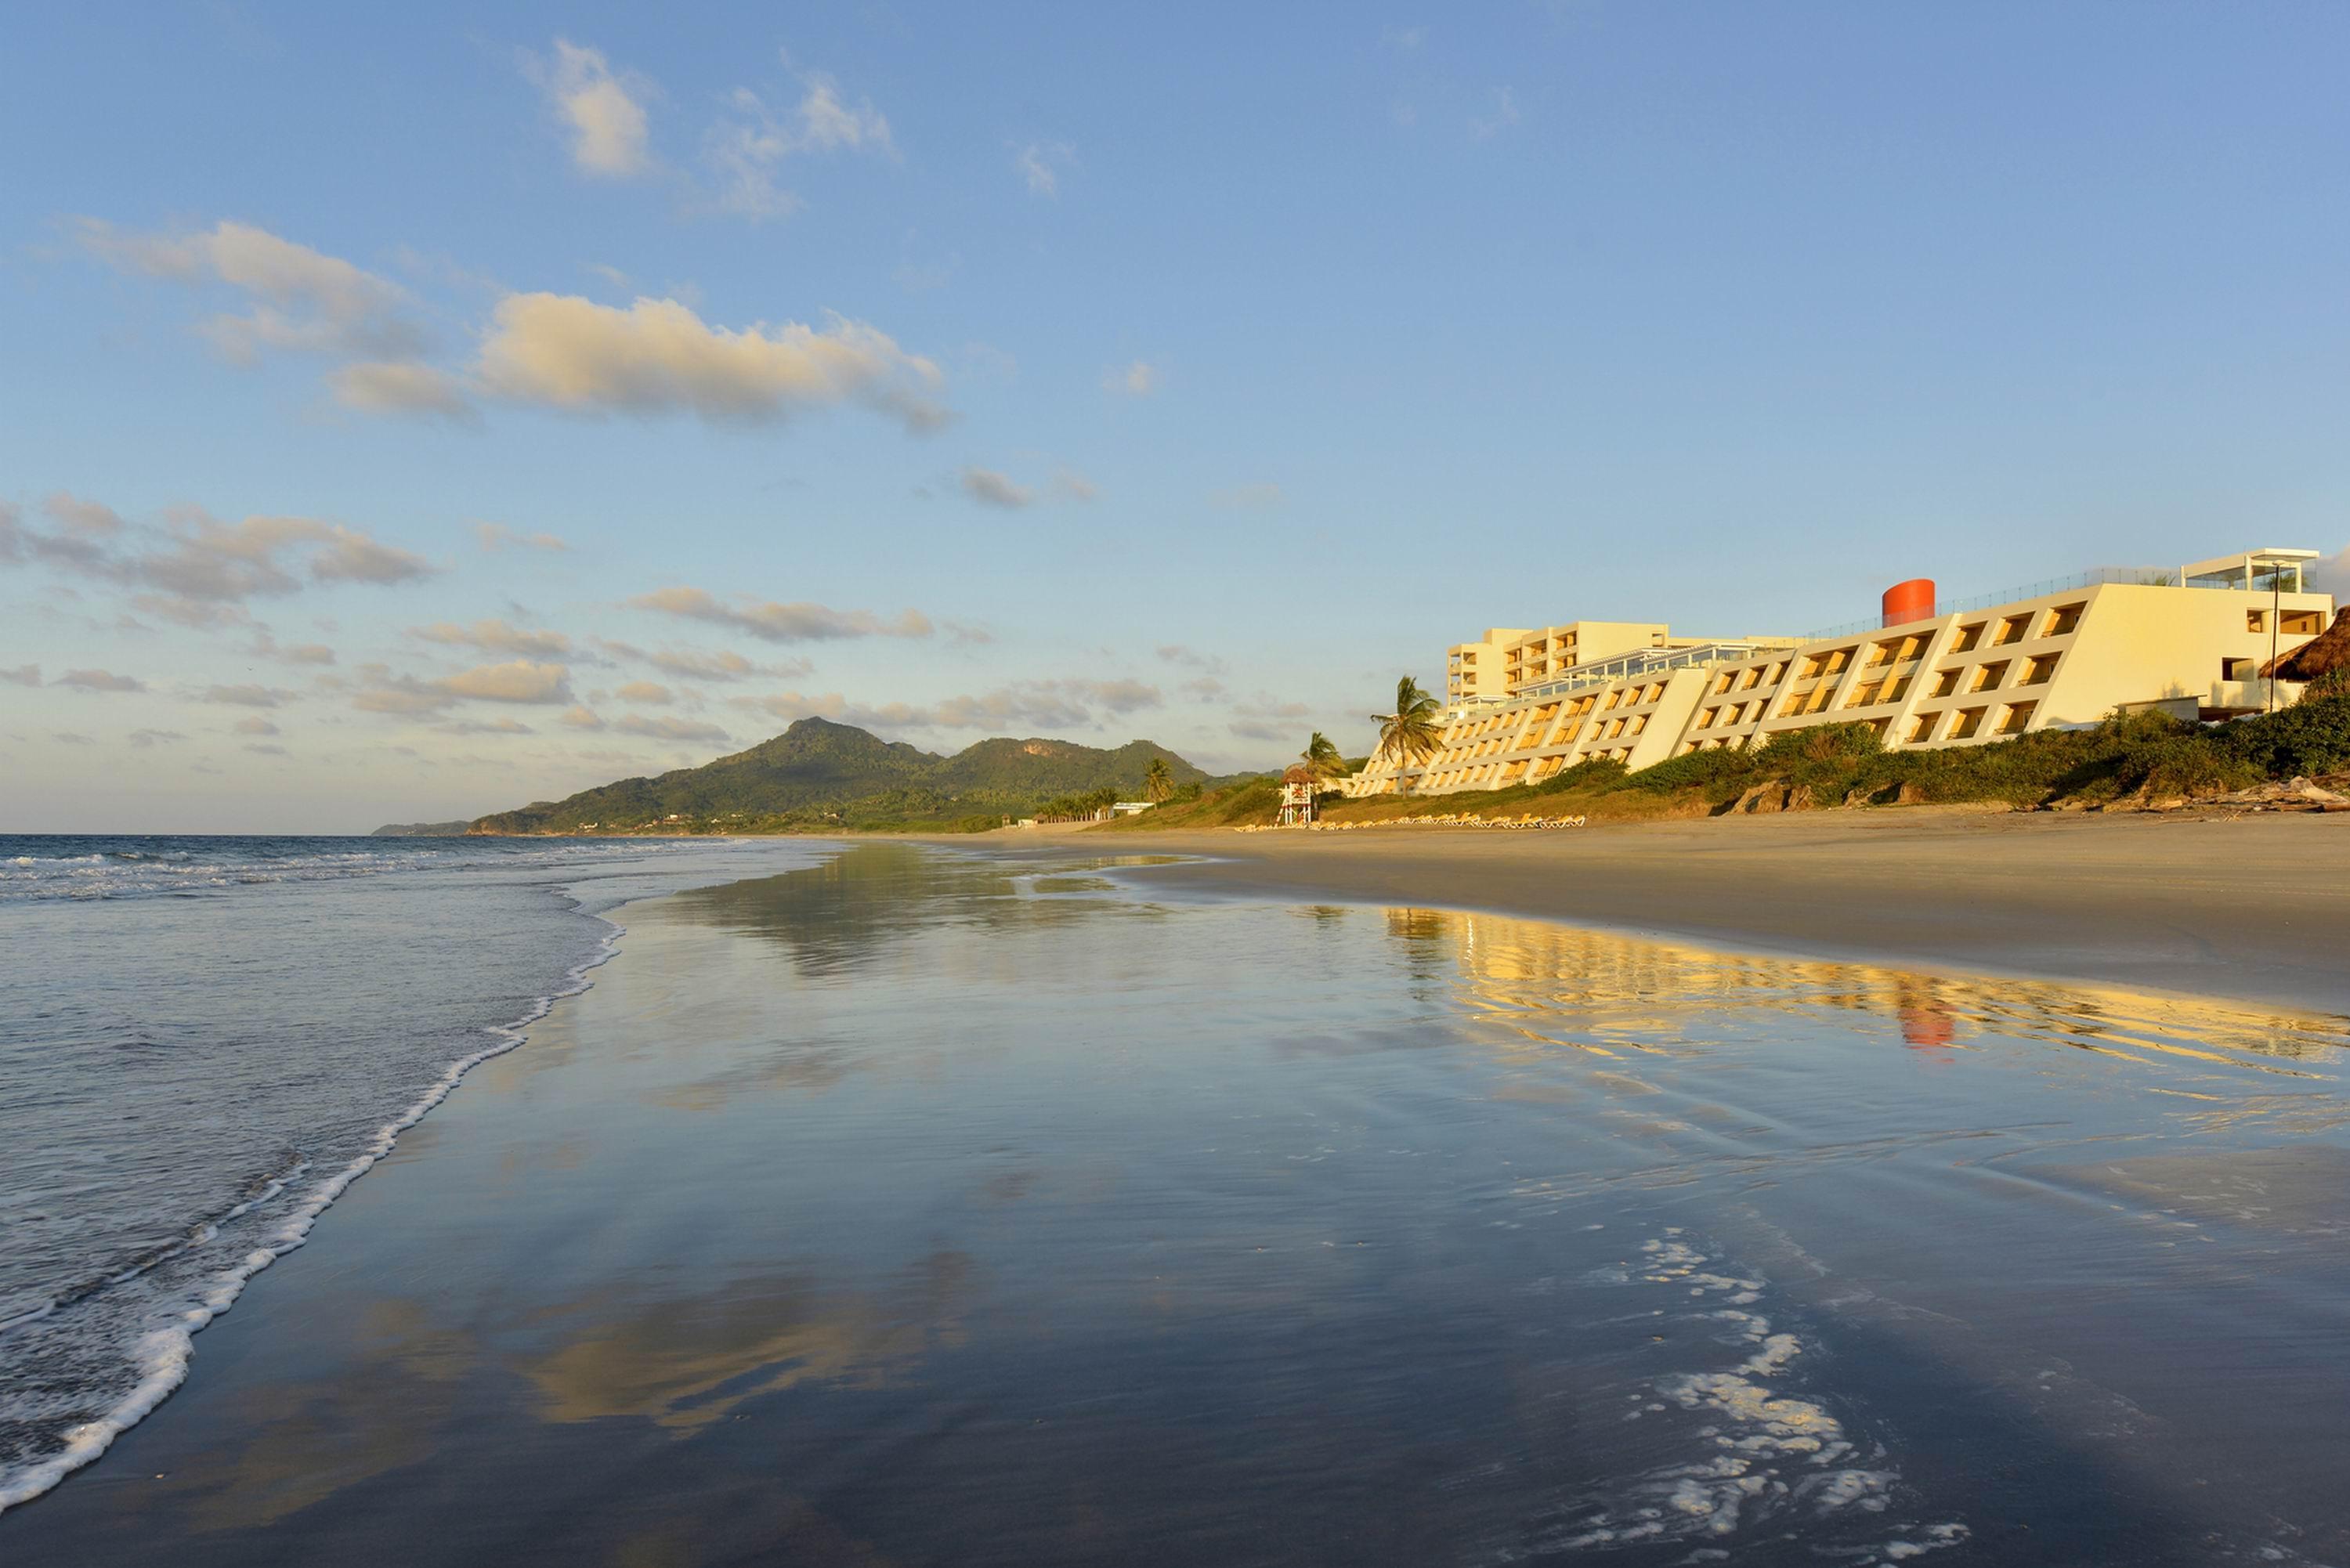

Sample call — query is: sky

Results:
[4,2,2348,833]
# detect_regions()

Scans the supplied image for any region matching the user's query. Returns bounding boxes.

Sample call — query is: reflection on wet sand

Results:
[520,1252,976,1431]
[1408,904,2348,1070]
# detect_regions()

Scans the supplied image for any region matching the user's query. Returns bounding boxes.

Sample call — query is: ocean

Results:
[0,833,828,1512]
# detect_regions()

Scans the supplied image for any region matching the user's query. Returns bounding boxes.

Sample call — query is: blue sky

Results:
[4,2,2348,832]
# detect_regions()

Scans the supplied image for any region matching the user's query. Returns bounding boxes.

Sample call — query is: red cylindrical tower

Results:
[1882,578,1936,628]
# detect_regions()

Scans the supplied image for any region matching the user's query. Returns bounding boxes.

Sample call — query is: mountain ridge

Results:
[464,717,1226,834]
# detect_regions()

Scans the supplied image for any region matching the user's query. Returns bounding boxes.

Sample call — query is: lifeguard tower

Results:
[1278,764,1318,826]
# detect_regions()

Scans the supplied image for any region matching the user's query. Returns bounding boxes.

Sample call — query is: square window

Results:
[2021,653,2059,685]
[1950,707,1985,739]
[1970,660,2009,692]
[1994,615,2030,645]
[1907,713,1941,743]
[2248,610,2266,633]
[1929,669,1960,699]
[1999,701,2037,735]
[2046,603,2084,637]
[1951,623,1985,653]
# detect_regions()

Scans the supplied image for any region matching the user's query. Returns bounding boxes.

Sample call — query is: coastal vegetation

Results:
[1107,685,2350,831]
[1369,677,1444,784]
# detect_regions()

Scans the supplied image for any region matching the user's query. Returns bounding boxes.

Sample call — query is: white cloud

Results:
[1104,359,1158,397]
[1209,482,1285,510]
[436,717,536,737]
[351,659,573,713]
[202,683,293,707]
[1014,140,1075,197]
[536,40,653,178]
[1155,644,1228,673]
[56,668,145,692]
[643,647,805,682]
[615,713,729,744]
[474,522,572,552]
[1052,468,1099,503]
[44,493,127,537]
[250,632,337,666]
[960,467,1033,508]
[408,619,573,658]
[616,680,673,705]
[706,63,896,221]
[2,498,436,623]
[634,585,932,644]
[1470,87,1520,140]
[233,717,280,736]
[474,294,950,432]
[559,704,606,731]
[329,360,474,421]
[77,217,425,363]
[1,664,38,687]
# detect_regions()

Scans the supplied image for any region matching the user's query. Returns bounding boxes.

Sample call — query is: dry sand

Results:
[1007,808,2350,1016]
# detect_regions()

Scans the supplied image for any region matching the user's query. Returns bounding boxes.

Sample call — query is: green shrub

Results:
[2113,735,2261,798]
[2218,694,2350,777]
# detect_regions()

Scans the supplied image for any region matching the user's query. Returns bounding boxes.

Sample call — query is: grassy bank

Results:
[1101,685,2350,832]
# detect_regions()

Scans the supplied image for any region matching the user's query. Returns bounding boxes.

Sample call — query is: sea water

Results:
[0,833,827,1511]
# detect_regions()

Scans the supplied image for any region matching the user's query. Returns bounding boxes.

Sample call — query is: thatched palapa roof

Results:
[1281,764,1318,785]
[2261,605,2350,680]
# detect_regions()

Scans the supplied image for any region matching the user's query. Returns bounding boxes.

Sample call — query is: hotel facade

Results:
[1353,549,2333,797]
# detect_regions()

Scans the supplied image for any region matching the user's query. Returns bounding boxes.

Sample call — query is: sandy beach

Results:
[6,837,2350,1565]
[1053,808,2350,1017]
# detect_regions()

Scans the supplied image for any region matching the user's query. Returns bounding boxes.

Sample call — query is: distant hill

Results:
[465,717,1222,834]
[370,820,475,837]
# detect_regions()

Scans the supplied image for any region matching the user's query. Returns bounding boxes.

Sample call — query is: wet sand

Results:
[1071,809,2350,1016]
[5,841,2348,1565]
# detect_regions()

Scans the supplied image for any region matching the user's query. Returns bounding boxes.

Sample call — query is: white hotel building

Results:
[1350,549,2333,797]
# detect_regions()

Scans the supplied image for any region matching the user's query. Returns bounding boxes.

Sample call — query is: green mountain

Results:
[468,717,1216,834]
[369,819,475,837]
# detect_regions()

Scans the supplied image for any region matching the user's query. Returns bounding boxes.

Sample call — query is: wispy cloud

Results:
[75,217,426,364]
[960,467,1033,508]
[1381,24,1427,50]
[1,664,39,687]
[2,499,436,626]
[732,677,1162,735]
[474,522,572,553]
[642,647,809,683]
[201,683,294,707]
[530,40,655,178]
[616,713,729,743]
[707,57,897,220]
[633,585,933,644]
[233,717,280,735]
[1104,360,1158,396]
[1470,87,1520,139]
[56,668,145,692]
[1013,139,1075,197]
[351,659,574,714]
[407,619,573,658]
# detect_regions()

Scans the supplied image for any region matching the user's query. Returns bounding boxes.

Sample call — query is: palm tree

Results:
[1301,731,1343,780]
[1370,677,1444,791]
[1144,756,1174,802]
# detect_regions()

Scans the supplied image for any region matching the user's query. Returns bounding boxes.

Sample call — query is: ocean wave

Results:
[0,912,627,1514]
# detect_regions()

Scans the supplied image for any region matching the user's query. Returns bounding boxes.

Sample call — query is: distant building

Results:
[1110,801,1155,815]
[1352,548,2330,797]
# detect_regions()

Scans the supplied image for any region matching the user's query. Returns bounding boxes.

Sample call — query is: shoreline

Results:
[924,807,2350,1017]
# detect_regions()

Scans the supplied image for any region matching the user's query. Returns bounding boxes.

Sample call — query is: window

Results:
[2248,610,2266,633]
[1770,662,1790,682]
[1808,684,1838,714]
[1970,660,2010,692]
[2021,653,2059,685]
[1741,667,1765,690]
[1929,668,1960,699]
[2222,657,2255,681]
[1846,680,1883,709]
[1886,675,1913,703]
[1697,707,1718,728]
[1995,615,2031,646]
[1998,701,2037,735]
[1949,707,1986,739]
[1629,714,1648,735]
[2283,610,2323,635]
[1824,647,1855,674]
[1867,640,1900,668]
[1799,654,1828,681]
[1780,691,1812,718]
[1907,713,1942,743]
[1951,623,1985,653]
[2046,603,2084,637]
[1607,717,1626,738]
[1714,672,1735,695]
